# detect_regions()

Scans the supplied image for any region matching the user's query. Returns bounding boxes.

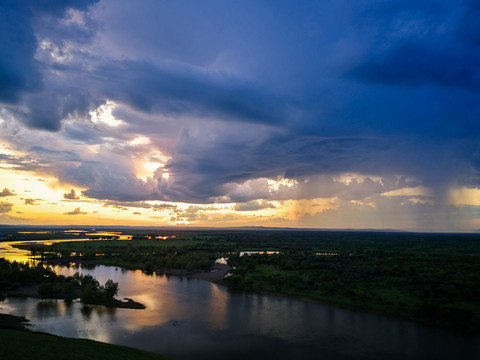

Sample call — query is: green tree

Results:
[80,283,99,303]
[103,279,119,299]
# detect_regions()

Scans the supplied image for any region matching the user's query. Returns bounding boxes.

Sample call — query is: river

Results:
[1,240,480,359]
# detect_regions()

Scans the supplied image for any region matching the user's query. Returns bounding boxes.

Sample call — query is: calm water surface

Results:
[1,241,480,360]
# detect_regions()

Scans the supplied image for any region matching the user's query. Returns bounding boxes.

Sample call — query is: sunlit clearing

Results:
[333,173,384,185]
[144,161,162,173]
[0,142,17,156]
[0,168,164,226]
[89,100,122,127]
[64,9,85,25]
[408,198,434,205]
[381,186,432,197]
[267,178,298,191]
[38,40,72,63]
[130,136,151,146]
[136,151,171,180]
[280,198,337,220]
[161,171,170,180]
[350,200,376,208]
[449,187,480,206]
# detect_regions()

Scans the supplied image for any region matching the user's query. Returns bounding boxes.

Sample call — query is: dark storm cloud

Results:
[0,0,100,131]
[350,42,480,91]
[28,146,81,162]
[2,0,480,213]
[348,0,480,90]
[0,153,48,172]
[23,0,98,16]
[62,122,109,144]
[0,1,40,103]
[155,132,394,203]
[21,89,101,132]
[80,168,161,202]
[93,59,288,126]
[344,0,480,139]
[0,0,98,106]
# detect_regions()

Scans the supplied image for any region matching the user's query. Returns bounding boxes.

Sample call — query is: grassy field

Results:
[0,314,170,360]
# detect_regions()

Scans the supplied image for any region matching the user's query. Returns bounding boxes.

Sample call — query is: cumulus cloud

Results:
[102,200,151,209]
[0,188,15,197]
[0,213,29,224]
[24,198,38,205]
[234,200,276,212]
[0,202,13,213]
[65,207,87,215]
[151,203,178,211]
[63,189,80,199]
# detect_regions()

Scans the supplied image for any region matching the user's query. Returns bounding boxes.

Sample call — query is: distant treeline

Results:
[34,245,216,273]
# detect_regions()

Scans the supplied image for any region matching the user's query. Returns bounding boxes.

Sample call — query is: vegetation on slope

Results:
[0,314,170,360]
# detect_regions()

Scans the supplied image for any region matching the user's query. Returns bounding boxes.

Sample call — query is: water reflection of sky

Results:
[0,241,34,262]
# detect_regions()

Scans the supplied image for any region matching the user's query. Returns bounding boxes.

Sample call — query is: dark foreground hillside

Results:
[0,313,170,360]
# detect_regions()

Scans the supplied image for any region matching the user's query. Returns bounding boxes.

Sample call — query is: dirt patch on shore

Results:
[152,263,229,281]
[188,263,229,281]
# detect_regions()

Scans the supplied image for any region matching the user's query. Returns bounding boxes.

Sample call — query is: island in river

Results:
[0,257,145,309]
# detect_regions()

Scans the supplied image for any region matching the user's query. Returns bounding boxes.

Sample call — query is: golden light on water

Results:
[0,242,35,263]
[205,284,229,330]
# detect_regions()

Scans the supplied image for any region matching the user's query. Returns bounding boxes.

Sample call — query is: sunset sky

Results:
[1,0,480,231]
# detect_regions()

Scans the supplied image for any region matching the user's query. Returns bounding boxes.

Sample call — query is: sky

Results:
[1,0,480,232]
